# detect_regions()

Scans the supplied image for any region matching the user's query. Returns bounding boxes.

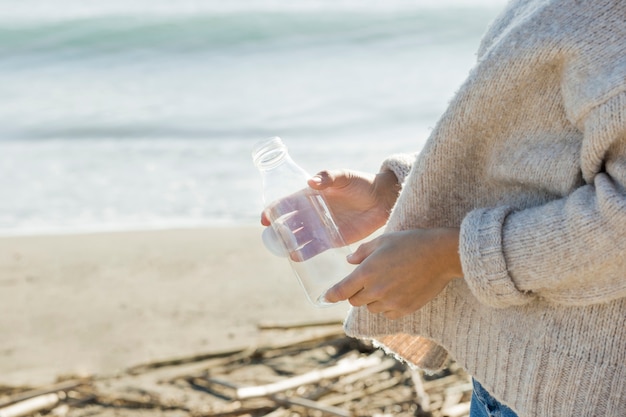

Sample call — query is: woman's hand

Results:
[323,228,463,319]
[262,169,401,245]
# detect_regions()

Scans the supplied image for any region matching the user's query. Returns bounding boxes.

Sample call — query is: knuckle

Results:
[333,285,352,301]
[368,287,385,301]
[384,311,402,320]
[366,304,380,314]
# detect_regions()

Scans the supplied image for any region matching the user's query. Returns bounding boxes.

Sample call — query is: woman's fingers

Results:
[323,273,366,304]
[346,239,377,264]
[324,240,379,303]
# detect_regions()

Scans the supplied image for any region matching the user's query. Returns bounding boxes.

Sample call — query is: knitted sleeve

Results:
[380,153,417,185]
[460,90,626,308]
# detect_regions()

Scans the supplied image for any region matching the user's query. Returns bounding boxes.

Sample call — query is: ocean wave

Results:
[1,124,282,141]
[0,0,507,23]
[0,7,496,63]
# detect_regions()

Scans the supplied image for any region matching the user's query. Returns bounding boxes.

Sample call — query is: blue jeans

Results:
[470,379,519,417]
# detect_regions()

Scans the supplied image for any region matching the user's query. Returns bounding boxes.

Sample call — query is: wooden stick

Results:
[0,380,84,408]
[49,403,70,417]
[257,407,289,417]
[422,373,470,391]
[198,377,351,417]
[339,356,396,385]
[322,375,403,406]
[0,393,59,417]
[131,328,346,375]
[410,368,431,413]
[257,319,343,330]
[303,356,396,402]
[235,355,382,400]
[441,401,471,417]
[271,394,351,417]
[311,352,400,398]
[444,382,473,396]
[126,347,249,375]
[92,392,189,411]
[199,405,278,417]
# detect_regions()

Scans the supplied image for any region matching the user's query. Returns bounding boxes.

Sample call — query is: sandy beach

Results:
[0,227,350,386]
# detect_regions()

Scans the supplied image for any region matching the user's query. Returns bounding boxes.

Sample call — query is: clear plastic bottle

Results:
[252,136,353,307]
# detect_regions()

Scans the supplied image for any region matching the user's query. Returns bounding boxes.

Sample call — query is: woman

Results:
[263,0,626,415]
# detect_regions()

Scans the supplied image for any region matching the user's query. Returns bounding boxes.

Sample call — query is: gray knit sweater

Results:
[343,1,626,416]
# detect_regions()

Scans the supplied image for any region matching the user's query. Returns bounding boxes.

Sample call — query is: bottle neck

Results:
[252,137,289,171]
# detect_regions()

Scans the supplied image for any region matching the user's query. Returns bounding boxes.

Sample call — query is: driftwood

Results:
[0,321,473,417]
[130,327,346,376]
[234,355,383,399]
[257,319,343,330]
[201,354,384,416]
[271,393,351,417]
[0,393,59,417]
[411,368,432,412]
[0,380,84,408]
[441,401,472,417]
[125,346,251,375]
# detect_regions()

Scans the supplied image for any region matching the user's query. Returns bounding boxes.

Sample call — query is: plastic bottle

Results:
[252,136,353,307]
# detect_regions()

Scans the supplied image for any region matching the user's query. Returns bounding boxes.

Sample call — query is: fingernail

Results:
[310,176,322,185]
[318,292,333,305]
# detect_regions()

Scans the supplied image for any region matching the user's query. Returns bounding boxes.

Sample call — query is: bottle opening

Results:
[252,136,288,169]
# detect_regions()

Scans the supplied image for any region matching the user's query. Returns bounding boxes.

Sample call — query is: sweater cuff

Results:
[380,153,416,185]
[460,207,536,308]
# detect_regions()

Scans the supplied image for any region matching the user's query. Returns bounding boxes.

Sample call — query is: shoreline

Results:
[0,221,262,239]
[0,226,350,386]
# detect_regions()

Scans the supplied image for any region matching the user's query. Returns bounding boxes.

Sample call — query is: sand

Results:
[0,226,350,386]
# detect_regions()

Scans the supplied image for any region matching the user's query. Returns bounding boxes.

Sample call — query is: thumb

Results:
[323,240,376,303]
[308,169,351,191]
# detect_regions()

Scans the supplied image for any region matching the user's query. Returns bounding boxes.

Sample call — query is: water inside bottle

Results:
[264,189,353,306]
[289,246,354,307]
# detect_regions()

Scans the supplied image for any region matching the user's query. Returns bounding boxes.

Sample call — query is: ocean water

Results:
[0,0,506,236]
